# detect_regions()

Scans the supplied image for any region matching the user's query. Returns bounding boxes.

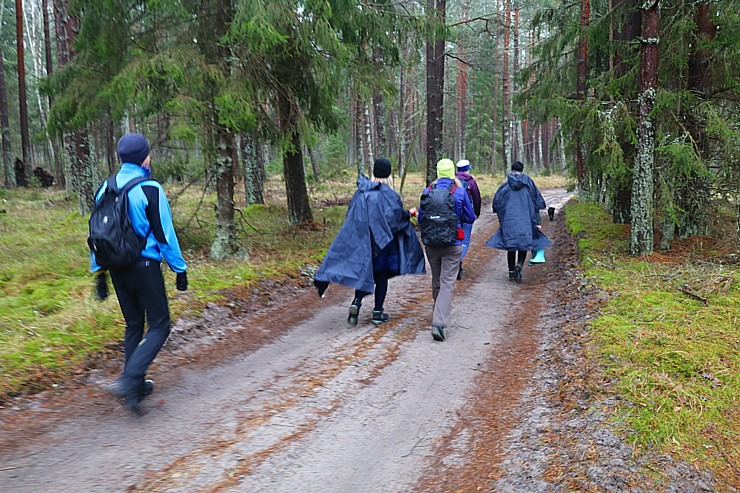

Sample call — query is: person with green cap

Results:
[417,158,475,341]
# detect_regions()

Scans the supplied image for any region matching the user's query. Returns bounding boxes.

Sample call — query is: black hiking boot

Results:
[371,310,390,325]
[514,263,523,283]
[508,270,516,281]
[431,325,446,341]
[348,299,361,326]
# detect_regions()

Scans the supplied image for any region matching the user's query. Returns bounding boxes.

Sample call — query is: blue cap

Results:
[117,133,150,165]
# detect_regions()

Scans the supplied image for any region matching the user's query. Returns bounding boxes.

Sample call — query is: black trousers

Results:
[353,272,390,311]
[507,250,528,271]
[109,261,171,392]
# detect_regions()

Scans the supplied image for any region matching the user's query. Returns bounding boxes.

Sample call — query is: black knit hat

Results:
[511,161,524,172]
[373,158,392,178]
[117,133,150,165]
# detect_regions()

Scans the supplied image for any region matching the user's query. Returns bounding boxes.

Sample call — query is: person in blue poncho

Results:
[485,160,551,282]
[314,158,426,326]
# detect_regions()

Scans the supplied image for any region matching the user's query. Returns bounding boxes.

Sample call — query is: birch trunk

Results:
[0,1,13,187]
[397,55,407,177]
[355,95,365,175]
[364,103,373,168]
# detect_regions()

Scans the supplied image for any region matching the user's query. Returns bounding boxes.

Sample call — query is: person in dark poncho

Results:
[314,158,426,326]
[485,160,551,282]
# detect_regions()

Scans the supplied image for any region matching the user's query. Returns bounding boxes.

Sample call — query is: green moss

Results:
[566,201,740,475]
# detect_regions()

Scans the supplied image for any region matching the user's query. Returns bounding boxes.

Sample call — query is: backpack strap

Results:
[428,180,458,194]
[103,175,150,195]
[119,176,151,194]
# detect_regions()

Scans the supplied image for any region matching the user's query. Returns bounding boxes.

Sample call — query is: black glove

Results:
[95,272,109,301]
[176,271,188,291]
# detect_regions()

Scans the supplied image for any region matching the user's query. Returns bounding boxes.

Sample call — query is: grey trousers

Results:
[424,244,463,328]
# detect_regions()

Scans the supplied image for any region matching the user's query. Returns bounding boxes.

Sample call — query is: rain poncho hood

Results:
[315,175,425,294]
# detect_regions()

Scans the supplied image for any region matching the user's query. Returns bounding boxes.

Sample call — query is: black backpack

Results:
[88,176,150,269]
[419,182,459,247]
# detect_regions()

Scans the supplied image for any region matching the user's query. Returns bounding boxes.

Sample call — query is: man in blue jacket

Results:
[486,160,551,282]
[91,133,188,414]
[418,158,476,342]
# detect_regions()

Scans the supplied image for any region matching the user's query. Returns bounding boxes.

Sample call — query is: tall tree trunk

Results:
[0,35,13,188]
[512,4,524,163]
[455,0,469,160]
[53,0,95,212]
[426,0,446,185]
[397,50,407,176]
[672,1,716,240]
[15,0,32,180]
[372,48,387,160]
[104,113,117,175]
[198,0,240,257]
[575,0,590,191]
[355,94,366,175]
[629,0,659,256]
[241,132,265,206]
[69,130,97,213]
[41,0,63,187]
[283,129,313,224]
[308,145,321,183]
[210,124,240,260]
[610,0,639,224]
[364,103,373,168]
[501,0,511,170]
[275,76,312,224]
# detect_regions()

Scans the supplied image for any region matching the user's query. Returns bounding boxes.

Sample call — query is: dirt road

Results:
[1,188,721,493]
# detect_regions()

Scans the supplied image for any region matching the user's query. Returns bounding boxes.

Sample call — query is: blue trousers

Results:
[460,223,473,262]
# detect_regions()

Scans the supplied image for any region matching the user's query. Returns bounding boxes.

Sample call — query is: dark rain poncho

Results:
[485,172,552,252]
[314,175,426,295]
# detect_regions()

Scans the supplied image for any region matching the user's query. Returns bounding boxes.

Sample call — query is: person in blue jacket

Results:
[418,158,476,342]
[485,160,551,282]
[91,132,188,414]
[314,158,425,326]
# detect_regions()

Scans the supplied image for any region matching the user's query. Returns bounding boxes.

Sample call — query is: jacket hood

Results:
[357,174,382,192]
[507,172,527,190]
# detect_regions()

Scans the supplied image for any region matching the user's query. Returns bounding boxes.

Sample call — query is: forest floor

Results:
[0,189,734,493]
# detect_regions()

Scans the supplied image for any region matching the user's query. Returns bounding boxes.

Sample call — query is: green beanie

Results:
[436,158,455,179]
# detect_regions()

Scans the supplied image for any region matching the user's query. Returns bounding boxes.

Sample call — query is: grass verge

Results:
[564,201,739,485]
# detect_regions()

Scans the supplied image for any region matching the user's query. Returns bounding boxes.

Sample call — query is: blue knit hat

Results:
[117,133,150,165]
[456,159,470,172]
